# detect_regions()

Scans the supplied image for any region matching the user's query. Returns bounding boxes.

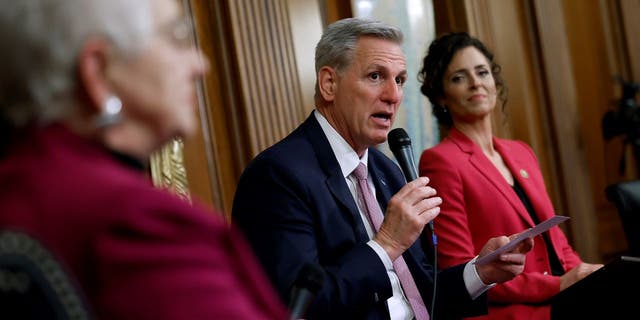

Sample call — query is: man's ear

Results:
[318,66,338,102]
[77,38,113,113]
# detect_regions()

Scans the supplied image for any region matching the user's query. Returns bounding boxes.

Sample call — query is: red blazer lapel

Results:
[495,138,557,222]
[449,128,535,227]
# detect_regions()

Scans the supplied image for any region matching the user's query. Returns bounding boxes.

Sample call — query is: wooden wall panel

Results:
[323,0,353,23]
[182,0,248,218]
[561,0,628,260]
[620,0,640,83]
[531,0,600,261]
[175,0,323,220]
[601,0,640,258]
[433,0,468,34]
[228,0,307,155]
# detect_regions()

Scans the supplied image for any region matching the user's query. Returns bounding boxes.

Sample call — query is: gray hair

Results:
[315,18,403,101]
[314,18,403,99]
[315,18,403,73]
[0,0,154,128]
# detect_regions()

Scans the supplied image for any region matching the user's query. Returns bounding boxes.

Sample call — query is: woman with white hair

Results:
[0,0,287,318]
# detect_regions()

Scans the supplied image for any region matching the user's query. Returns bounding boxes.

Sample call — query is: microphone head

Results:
[387,127,418,182]
[294,263,325,294]
[388,128,412,151]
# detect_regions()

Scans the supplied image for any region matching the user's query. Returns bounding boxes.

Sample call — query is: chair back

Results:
[0,230,92,319]
[605,180,640,256]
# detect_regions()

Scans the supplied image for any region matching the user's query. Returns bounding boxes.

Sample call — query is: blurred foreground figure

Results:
[0,0,287,319]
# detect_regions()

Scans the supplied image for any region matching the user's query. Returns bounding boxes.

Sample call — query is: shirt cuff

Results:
[464,256,497,300]
[367,240,393,270]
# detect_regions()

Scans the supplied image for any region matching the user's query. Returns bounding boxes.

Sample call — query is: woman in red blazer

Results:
[417,32,602,320]
[0,0,286,319]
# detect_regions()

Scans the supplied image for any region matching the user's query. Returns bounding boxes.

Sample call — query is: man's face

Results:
[326,36,407,155]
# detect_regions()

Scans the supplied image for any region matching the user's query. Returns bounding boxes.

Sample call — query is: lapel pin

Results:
[520,169,529,179]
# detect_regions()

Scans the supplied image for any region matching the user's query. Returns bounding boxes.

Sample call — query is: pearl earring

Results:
[94,95,122,128]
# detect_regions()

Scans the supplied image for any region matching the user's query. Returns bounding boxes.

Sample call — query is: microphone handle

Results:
[396,147,418,182]
[289,288,314,320]
[396,146,436,241]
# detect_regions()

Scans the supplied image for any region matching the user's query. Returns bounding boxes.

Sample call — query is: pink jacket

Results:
[0,124,287,320]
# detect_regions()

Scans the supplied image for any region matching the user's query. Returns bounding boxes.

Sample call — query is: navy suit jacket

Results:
[232,113,487,319]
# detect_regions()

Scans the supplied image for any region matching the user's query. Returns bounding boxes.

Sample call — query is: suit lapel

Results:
[369,154,393,214]
[449,128,535,227]
[301,115,369,241]
[369,149,427,272]
[496,140,554,222]
[492,139,536,226]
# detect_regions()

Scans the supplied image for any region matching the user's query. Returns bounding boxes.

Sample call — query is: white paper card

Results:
[474,215,570,266]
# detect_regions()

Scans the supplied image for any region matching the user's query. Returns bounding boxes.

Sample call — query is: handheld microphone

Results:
[388,128,438,319]
[387,128,435,236]
[288,263,325,320]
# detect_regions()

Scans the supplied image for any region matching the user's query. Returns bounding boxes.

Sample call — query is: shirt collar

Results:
[314,110,368,178]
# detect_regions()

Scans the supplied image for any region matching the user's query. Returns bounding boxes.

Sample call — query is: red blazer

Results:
[419,127,582,320]
[0,125,287,320]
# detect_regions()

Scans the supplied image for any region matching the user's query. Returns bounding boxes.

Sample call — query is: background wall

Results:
[173,0,639,263]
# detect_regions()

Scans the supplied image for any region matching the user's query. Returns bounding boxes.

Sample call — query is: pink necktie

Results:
[353,163,430,320]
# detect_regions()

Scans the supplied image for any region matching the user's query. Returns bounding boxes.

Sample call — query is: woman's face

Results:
[106,0,208,146]
[439,46,497,125]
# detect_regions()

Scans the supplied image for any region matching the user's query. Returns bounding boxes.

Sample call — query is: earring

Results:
[442,105,448,113]
[94,95,122,128]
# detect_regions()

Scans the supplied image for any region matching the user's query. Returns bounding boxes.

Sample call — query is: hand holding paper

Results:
[471,216,569,285]
[475,216,569,266]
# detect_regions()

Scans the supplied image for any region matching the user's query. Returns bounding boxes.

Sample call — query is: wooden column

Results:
[162,0,322,220]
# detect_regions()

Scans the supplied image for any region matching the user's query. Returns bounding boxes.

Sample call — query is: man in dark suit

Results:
[232,17,533,319]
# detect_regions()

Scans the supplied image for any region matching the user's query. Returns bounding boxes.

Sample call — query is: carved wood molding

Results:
[228,0,307,155]
[150,138,192,203]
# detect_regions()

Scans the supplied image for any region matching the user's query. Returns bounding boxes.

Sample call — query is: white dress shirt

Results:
[314,110,492,320]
